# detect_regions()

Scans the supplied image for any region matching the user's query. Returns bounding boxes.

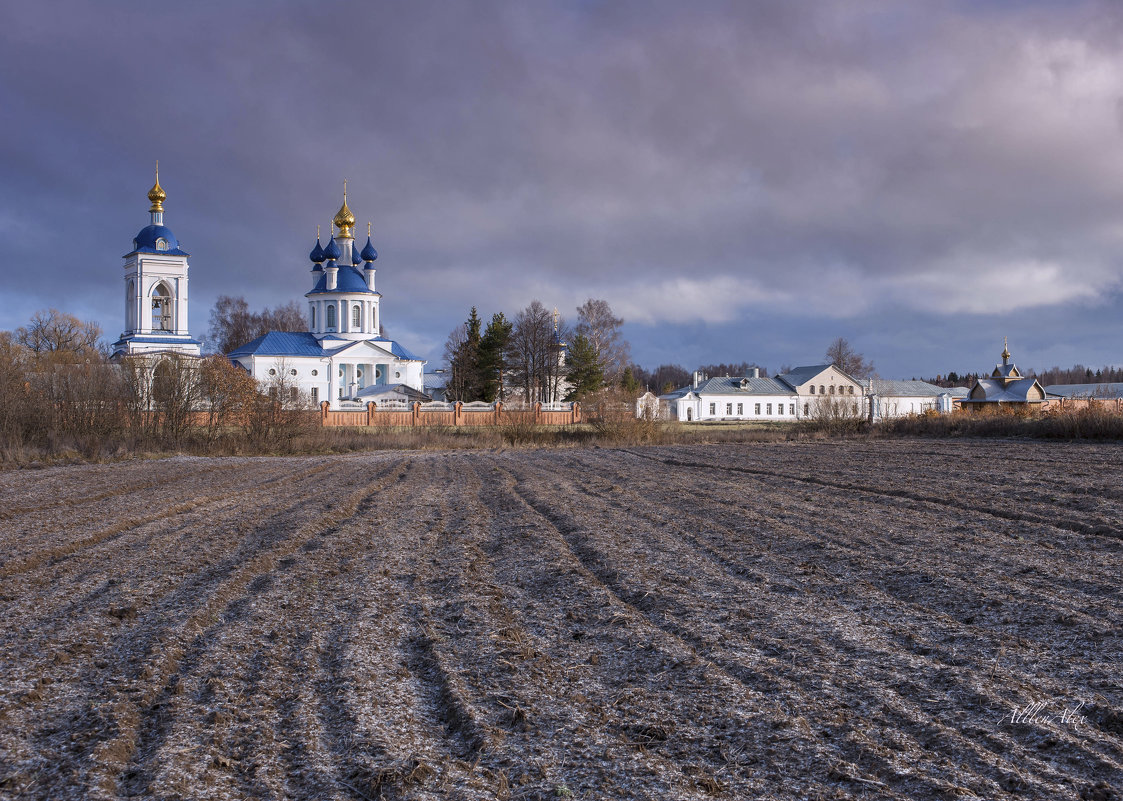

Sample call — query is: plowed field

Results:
[0,441,1121,800]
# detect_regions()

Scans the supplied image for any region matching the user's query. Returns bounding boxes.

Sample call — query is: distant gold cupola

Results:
[333,180,355,239]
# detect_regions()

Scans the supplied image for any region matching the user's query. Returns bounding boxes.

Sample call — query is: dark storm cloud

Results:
[1,0,1122,375]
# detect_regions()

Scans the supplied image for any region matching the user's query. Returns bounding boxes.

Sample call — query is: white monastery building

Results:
[638,364,957,422]
[112,168,202,358]
[227,188,427,409]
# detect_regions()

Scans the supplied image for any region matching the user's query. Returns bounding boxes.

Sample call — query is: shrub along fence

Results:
[318,400,581,427]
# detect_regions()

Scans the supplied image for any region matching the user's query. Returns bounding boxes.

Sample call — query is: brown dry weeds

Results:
[0,441,1120,800]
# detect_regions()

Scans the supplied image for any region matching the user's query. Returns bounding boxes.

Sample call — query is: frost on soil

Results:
[0,441,1120,800]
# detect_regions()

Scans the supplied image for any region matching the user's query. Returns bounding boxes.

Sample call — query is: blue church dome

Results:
[131,224,187,255]
[309,238,325,263]
[323,236,341,260]
[360,236,378,262]
[351,245,361,266]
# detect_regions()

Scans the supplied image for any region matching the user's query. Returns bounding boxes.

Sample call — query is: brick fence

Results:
[319,401,581,427]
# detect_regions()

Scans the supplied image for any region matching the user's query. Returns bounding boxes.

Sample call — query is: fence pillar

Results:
[534,401,542,424]
[367,401,376,426]
[495,401,503,425]
[572,401,580,423]
[320,400,329,424]
[412,401,421,426]
[454,401,463,426]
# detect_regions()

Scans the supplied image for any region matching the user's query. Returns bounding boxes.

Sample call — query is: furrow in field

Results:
[0,459,336,578]
[633,448,1123,541]
[0,458,234,521]
[2,459,389,799]
[504,451,1114,799]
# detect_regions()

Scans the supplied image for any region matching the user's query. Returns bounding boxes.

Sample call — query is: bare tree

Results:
[208,296,257,355]
[575,299,630,380]
[209,296,308,355]
[508,301,569,403]
[825,337,873,379]
[443,322,470,401]
[15,309,102,361]
[260,301,307,333]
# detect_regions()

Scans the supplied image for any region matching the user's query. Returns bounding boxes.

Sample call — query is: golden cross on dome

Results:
[367,221,372,237]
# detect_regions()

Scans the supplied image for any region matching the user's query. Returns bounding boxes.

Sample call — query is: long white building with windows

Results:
[227,189,427,408]
[639,364,956,421]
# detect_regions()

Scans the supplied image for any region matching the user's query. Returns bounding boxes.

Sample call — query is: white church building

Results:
[226,189,427,409]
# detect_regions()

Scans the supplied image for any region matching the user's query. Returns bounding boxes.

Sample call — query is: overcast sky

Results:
[2,0,1122,379]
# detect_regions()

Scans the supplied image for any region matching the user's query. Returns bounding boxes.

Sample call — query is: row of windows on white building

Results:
[309,300,379,334]
[710,402,800,417]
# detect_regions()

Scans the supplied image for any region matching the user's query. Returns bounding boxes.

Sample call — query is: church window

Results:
[268,369,276,376]
[395,371,401,379]
[767,403,772,414]
[311,387,318,405]
[777,404,783,415]
[726,403,732,415]
[848,386,854,395]
[326,304,337,330]
[375,368,382,379]
[820,385,825,394]
[156,238,168,251]
[804,403,809,415]
[736,403,743,415]
[311,306,316,328]
[809,385,815,395]
[311,369,318,376]
[352,305,361,328]
[789,404,795,415]
[708,403,715,415]
[290,369,297,376]
[830,385,835,395]
[754,403,760,414]
[290,387,298,403]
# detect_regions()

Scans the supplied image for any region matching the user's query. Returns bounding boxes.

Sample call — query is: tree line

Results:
[1,309,313,460]
[442,298,630,403]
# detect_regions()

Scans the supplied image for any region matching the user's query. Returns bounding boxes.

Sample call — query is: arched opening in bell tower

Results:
[152,283,174,332]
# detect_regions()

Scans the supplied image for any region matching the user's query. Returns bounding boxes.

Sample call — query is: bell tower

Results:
[112,165,202,357]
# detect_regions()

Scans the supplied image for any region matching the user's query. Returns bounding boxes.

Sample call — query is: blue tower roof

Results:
[128,224,188,256]
[360,236,378,262]
[323,236,341,260]
[309,238,325,263]
[307,264,377,295]
[351,244,361,266]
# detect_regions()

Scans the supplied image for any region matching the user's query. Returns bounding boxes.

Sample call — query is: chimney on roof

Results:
[750,367,760,379]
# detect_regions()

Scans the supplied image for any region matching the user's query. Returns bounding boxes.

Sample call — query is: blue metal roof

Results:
[376,338,422,361]
[127,224,189,256]
[306,265,376,295]
[360,236,378,262]
[323,237,341,260]
[227,331,422,361]
[227,331,325,358]
[112,334,202,347]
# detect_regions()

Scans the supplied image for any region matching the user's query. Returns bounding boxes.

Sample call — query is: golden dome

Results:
[333,181,355,237]
[148,162,166,213]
